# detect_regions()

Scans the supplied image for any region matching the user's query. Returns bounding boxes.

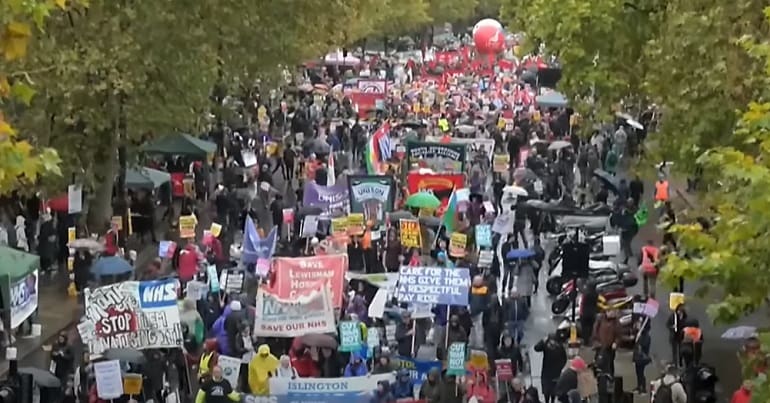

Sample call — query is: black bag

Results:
[653,381,677,403]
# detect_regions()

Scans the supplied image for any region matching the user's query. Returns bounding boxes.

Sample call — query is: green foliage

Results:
[428,0,479,26]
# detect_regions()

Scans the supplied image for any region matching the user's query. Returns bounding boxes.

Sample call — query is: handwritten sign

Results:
[331,217,348,235]
[400,219,421,248]
[449,233,467,257]
[493,154,510,173]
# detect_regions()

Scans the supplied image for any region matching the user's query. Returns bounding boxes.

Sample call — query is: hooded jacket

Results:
[290,338,319,377]
[343,351,368,377]
[248,344,279,395]
[419,368,442,402]
[212,306,232,355]
[392,369,414,399]
[370,380,395,403]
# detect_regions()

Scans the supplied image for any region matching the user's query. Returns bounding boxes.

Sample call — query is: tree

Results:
[428,0,479,26]
[0,0,65,195]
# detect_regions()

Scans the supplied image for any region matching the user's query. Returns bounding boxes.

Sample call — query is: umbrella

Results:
[18,367,61,388]
[399,120,428,129]
[300,333,338,349]
[513,168,537,183]
[103,348,146,364]
[615,112,644,130]
[456,125,475,134]
[535,92,568,108]
[297,206,323,217]
[309,139,331,155]
[548,140,572,151]
[525,199,551,209]
[91,256,134,277]
[592,169,620,193]
[68,238,105,252]
[503,185,528,197]
[419,216,441,228]
[405,192,441,209]
[506,249,536,260]
[388,210,416,221]
[721,326,757,340]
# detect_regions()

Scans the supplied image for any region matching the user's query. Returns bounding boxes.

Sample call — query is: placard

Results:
[122,373,143,396]
[301,215,319,238]
[9,270,39,329]
[474,225,492,248]
[254,284,336,337]
[493,154,510,173]
[633,299,660,318]
[331,217,349,235]
[218,355,242,389]
[255,258,271,277]
[207,265,220,293]
[347,175,396,228]
[396,356,444,386]
[396,266,470,305]
[178,215,196,239]
[339,321,363,352]
[111,215,123,231]
[477,250,494,267]
[158,240,177,258]
[282,208,295,223]
[94,360,123,399]
[447,343,466,376]
[492,213,513,234]
[367,328,381,351]
[495,359,514,381]
[271,255,348,308]
[449,233,467,257]
[209,223,222,238]
[386,324,397,344]
[399,219,421,248]
[67,227,77,244]
[222,270,245,294]
[68,184,83,214]
[669,292,685,310]
[83,279,183,356]
[347,213,365,235]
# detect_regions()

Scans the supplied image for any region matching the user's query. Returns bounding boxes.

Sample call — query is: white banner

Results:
[357,79,387,94]
[425,136,495,162]
[83,279,183,356]
[254,283,336,337]
[10,270,39,329]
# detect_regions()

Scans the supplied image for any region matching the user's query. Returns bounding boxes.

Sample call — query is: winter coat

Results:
[212,306,232,355]
[419,369,442,402]
[370,381,395,403]
[438,379,464,403]
[534,337,567,396]
[392,369,415,399]
[555,368,578,398]
[469,286,490,316]
[592,315,620,348]
[503,297,530,323]
[446,323,469,346]
[515,262,535,296]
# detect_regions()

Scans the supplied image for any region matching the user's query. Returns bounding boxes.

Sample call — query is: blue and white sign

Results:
[396,356,443,386]
[9,270,38,329]
[396,266,470,306]
[138,279,179,309]
[241,373,395,403]
[475,224,492,248]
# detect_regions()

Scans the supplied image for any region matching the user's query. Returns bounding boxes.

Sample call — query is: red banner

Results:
[271,255,348,308]
[407,173,465,210]
[170,173,185,197]
[349,92,385,119]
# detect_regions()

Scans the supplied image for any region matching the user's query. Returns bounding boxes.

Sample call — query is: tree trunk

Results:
[87,131,117,232]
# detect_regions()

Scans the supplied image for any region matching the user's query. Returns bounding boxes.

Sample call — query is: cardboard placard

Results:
[493,154,510,173]
[347,213,365,236]
[331,217,349,235]
[399,219,421,248]
[122,374,143,396]
[449,233,467,257]
[178,215,196,239]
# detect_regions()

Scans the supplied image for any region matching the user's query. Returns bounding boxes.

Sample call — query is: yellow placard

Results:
[210,223,222,238]
[67,256,74,272]
[497,118,506,130]
[179,215,197,239]
[493,154,510,173]
[449,233,467,257]
[418,208,435,218]
[122,374,143,395]
[399,219,421,248]
[413,102,421,113]
[111,216,123,231]
[183,178,195,198]
[347,213,365,236]
[331,217,348,235]
[422,104,431,115]
[669,292,685,310]
[67,227,76,243]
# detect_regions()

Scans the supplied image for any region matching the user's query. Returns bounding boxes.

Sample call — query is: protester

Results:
[195,366,240,403]
[248,344,279,395]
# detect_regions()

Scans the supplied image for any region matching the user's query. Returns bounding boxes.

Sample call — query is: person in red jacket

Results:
[289,338,319,377]
[103,222,119,256]
[730,381,752,403]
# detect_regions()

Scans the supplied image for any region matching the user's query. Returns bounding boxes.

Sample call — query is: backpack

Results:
[653,381,677,403]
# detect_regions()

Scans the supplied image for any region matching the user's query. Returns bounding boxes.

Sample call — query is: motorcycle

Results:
[551,274,633,315]
[546,250,632,296]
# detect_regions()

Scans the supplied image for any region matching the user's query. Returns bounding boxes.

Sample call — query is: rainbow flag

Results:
[365,122,391,175]
[441,188,459,234]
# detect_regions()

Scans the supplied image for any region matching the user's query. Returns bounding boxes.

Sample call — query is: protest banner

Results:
[367,328,380,352]
[242,373,395,403]
[396,356,443,386]
[492,212,513,234]
[331,217,348,235]
[348,175,396,228]
[83,279,183,356]
[633,299,660,318]
[158,241,176,258]
[178,215,196,238]
[339,321,363,352]
[399,219,421,248]
[303,182,351,217]
[347,213,365,235]
[94,360,123,399]
[493,154,510,173]
[272,255,348,308]
[254,283,335,337]
[475,224,492,248]
[396,266,470,305]
[209,223,222,237]
[447,343,467,376]
[449,233,467,257]
[10,270,39,329]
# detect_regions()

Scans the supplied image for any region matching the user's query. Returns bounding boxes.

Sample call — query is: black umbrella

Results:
[388,210,416,221]
[592,169,620,194]
[103,348,147,364]
[18,367,61,388]
[398,120,427,130]
[419,216,441,228]
[297,206,323,217]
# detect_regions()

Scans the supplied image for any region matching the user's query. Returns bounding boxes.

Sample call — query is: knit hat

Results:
[230,300,242,312]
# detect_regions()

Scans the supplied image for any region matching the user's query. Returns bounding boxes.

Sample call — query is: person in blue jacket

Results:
[392,369,415,399]
[343,351,368,377]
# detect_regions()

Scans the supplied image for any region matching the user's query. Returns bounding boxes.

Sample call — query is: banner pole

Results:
[410,319,417,357]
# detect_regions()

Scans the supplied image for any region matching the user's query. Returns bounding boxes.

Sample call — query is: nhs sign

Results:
[138,280,178,308]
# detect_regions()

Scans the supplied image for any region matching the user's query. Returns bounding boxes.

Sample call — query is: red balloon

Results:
[473,26,505,54]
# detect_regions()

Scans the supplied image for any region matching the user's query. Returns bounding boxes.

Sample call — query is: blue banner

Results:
[241,373,395,403]
[242,218,277,264]
[475,224,492,248]
[396,266,470,306]
[396,356,443,386]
